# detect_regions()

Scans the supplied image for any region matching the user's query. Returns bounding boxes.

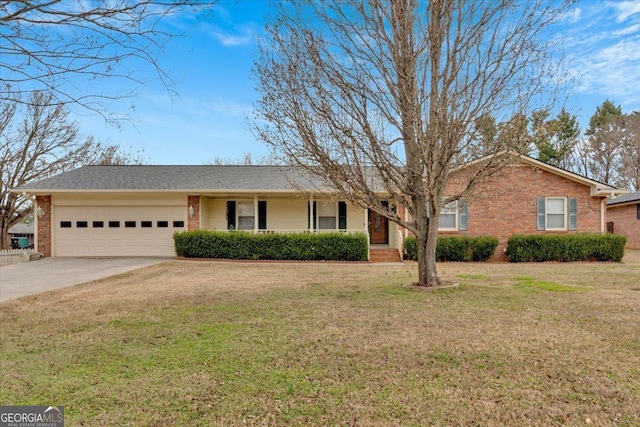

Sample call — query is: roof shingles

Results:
[15,165,322,192]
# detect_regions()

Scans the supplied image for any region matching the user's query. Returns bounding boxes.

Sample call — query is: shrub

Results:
[403,235,498,262]
[505,234,626,263]
[174,230,369,261]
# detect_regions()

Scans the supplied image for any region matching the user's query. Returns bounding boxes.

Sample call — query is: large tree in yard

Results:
[254,0,570,286]
[0,91,144,249]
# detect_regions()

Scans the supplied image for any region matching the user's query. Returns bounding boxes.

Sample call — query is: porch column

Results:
[254,195,259,233]
[187,195,200,231]
[309,194,314,232]
[364,207,369,238]
[35,195,51,257]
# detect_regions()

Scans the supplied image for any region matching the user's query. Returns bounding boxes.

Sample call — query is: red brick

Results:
[607,204,640,248]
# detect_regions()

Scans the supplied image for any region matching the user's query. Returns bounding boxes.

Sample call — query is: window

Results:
[157,221,168,228]
[546,198,565,229]
[93,221,104,228]
[141,221,152,228]
[173,221,184,228]
[76,221,88,228]
[60,221,72,228]
[438,202,457,230]
[125,221,136,228]
[537,197,577,231]
[237,201,255,230]
[436,200,468,231]
[318,202,336,229]
[109,221,120,228]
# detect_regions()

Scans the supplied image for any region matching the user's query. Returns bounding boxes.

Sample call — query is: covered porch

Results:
[188,194,403,261]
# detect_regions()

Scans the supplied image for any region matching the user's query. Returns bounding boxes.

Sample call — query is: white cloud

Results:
[561,7,582,24]
[612,1,640,22]
[612,23,640,36]
[203,22,256,47]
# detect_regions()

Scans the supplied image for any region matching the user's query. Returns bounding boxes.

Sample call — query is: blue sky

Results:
[78,0,640,165]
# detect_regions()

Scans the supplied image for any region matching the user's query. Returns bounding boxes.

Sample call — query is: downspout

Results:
[600,198,606,234]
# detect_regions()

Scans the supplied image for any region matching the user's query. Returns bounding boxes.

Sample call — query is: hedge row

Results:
[174,230,369,261]
[404,236,499,262]
[505,234,626,262]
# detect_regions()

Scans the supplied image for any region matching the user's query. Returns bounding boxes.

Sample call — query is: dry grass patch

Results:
[2,252,640,426]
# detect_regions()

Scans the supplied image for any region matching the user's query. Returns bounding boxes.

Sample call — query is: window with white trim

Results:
[545,197,566,229]
[537,197,577,231]
[237,201,255,230]
[438,201,458,230]
[435,200,468,231]
[318,202,337,229]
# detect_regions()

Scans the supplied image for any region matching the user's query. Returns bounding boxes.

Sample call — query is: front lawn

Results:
[1,252,639,426]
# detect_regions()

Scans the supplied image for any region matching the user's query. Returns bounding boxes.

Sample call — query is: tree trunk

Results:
[0,220,10,250]
[414,199,440,287]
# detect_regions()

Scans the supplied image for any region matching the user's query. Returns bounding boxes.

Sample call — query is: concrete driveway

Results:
[0,257,171,302]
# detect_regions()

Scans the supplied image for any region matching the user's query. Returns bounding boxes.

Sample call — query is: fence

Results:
[0,249,37,266]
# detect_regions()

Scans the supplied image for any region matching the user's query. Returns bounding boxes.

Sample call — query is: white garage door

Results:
[54,205,185,256]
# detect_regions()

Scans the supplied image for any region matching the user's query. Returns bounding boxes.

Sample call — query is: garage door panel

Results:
[55,206,184,256]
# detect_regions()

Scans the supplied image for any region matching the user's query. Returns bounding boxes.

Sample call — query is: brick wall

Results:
[36,195,52,257]
[187,195,200,231]
[437,163,605,260]
[607,204,640,248]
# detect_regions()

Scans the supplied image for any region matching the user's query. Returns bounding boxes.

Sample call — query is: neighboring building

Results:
[12,155,625,261]
[8,222,34,248]
[607,191,640,249]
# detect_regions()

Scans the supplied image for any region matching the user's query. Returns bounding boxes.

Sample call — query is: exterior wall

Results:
[347,203,367,231]
[200,197,369,232]
[442,163,605,260]
[607,204,640,248]
[36,195,52,257]
[201,198,227,230]
[264,199,308,230]
[187,195,200,231]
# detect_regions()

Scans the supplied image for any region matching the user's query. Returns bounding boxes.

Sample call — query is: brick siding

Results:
[187,195,200,231]
[404,163,607,261]
[36,195,52,257]
[607,204,640,248]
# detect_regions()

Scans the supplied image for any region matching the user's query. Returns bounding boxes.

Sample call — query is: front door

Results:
[368,209,389,244]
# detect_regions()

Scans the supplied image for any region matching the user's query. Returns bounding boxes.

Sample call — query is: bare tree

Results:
[620,113,640,192]
[0,0,215,120]
[254,0,569,286]
[0,91,143,249]
[207,152,281,165]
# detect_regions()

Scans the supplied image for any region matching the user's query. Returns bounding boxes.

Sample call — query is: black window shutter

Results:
[338,201,347,230]
[637,204,640,220]
[227,201,236,229]
[258,201,267,230]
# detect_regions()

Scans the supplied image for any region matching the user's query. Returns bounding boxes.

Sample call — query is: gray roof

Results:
[8,223,34,234]
[14,165,328,192]
[607,190,640,206]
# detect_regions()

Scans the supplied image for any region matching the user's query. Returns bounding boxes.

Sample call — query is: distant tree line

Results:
[476,100,639,192]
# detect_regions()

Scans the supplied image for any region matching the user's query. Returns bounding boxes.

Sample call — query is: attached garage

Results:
[53,205,185,256]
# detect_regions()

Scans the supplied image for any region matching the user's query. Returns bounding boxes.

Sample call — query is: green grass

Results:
[1,256,640,426]
[513,276,589,292]
[456,273,491,280]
